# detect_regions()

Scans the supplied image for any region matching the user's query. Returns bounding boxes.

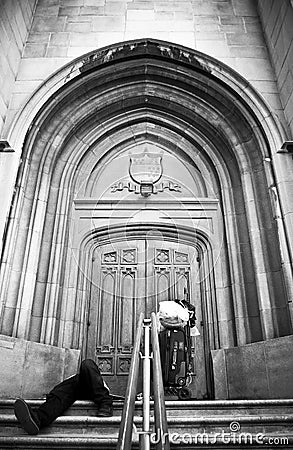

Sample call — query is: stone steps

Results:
[2,398,293,415]
[0,399,292,449]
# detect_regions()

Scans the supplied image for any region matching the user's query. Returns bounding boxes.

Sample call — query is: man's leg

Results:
[78,359,113,416]
[37,375,79,427]
[14,375,79,434]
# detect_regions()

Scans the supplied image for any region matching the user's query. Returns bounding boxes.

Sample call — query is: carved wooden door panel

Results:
[87,241,146,394]
[146,240,207,399]
[87,239,207,398]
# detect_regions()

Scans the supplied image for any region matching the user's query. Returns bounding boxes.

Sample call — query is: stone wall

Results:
[1,0,290,257]
[0,334,80,398]
[257,0,293,137]
[0,0,37,135]
[0,0,37,256]
[2,0,284,138]
[0,1,292,401]
[211,335,293,399]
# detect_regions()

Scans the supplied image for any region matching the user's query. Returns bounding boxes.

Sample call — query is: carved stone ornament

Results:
[129,149,162,184]
[110,180,181,194]
[79,39,211,75]
[0,140,14,152]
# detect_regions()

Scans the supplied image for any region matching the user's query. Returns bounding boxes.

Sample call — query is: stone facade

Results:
[257,0,293,136]
[0,0,37,135]
[1,0,288,138]
[0,0,292,399]
[0,0,38,253]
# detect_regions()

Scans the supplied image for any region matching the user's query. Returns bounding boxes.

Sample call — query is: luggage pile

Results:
[157,299,199,399]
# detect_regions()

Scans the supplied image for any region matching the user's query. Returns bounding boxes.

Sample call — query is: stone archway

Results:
[0,41,292,394]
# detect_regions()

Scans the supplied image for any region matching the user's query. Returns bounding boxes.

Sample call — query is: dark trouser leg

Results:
[78,359,112,407]
[35,359,112,428]
[37,375,79,428]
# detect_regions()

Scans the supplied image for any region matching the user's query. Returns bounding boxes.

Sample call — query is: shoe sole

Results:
[14,399,39,435]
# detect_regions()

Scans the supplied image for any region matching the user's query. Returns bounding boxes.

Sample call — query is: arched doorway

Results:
[72,139,223,399]
[0,40,292,400]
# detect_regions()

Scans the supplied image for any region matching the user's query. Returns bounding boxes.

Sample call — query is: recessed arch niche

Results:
[0,40,292,388]
[84,140,209,199]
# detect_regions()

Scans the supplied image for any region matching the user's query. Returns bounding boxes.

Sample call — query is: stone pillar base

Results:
[0,334,80,399]
[211,335,293,399]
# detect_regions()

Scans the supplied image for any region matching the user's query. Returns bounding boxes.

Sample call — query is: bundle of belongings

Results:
[157,299,200,398]
[157,299,200,336]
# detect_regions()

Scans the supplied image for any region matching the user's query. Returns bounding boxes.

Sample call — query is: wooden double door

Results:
[86,238,208,398]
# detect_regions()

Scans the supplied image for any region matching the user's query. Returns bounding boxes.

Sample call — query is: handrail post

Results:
[151,312,170,450]
[141,318,152,450]
[116,313,144,450]
[116,313,169,450]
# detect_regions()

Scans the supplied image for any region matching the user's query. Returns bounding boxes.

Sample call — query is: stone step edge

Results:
[1,399,293,408]
[2,413,293,425]
[0,435,118,447]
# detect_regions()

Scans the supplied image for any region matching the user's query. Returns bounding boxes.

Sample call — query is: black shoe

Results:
[97,404,113,417]
[14,398,40,435]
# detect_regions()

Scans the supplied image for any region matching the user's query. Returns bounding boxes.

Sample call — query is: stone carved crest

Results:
[129,150,162,184]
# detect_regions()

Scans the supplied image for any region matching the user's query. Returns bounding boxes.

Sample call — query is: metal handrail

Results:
[142,318,152,450]
[116,312,170,450]
[151,312,170,450]
[116,312,144,450]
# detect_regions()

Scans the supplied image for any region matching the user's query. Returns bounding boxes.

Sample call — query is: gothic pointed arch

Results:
[0,39,292,360]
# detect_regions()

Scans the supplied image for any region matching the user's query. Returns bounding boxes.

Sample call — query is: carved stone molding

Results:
[0,140,14,153]
[79,40,211,75]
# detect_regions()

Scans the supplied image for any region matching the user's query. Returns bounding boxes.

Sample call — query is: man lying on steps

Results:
[14,359,113,435]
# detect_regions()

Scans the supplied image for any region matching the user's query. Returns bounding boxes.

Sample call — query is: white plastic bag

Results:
[157,300,190,330]
[190,325,200,336]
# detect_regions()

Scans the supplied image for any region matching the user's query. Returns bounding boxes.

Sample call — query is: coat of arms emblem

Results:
[129,151,163,185]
